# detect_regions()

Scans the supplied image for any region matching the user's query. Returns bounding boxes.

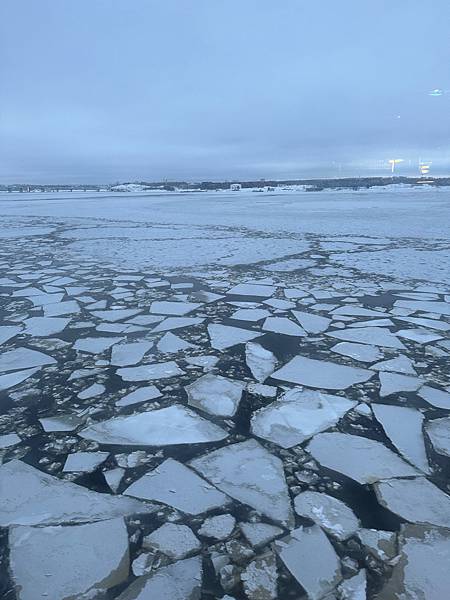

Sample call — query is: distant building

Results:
[230,183,242,191]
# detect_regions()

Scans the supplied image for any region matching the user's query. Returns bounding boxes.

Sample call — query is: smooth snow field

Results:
[0,187,450,599]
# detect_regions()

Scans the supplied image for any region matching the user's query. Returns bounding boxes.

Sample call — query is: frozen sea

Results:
[0,186,450,600]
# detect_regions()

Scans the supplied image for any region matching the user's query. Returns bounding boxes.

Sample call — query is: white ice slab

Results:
[294,491,360,540]
[371,355,416,375]
[262,317,306,337]
[308,432,419,484]
[245,342,277,382]
[0,347,56,373]
[117,360,184,381]
[327,327,405,349]
[124,458,228,514]
[190,439,294,527]
[80,404,228,446]
[44,300,80,316]
[331,341,382,363]
[150,301,201,316]
[272,356,373,390]
[115,385,161,407]
[110,341,153,366]
[0,325,22,345]
[143,523,200,559]
[151,317,204,332]
[186,373,245,417]
[251,388,356,448]
[23,317,70,337]
[90,308,142,322]
[291,310,331,334]
[0,367,40,391]
[426,417,450,458]
[227,283,276,297]
[74,336,123,354]
[63,451,109,472]
[379,372,423,396]
[231,308,270,322]
[157,332,197,353]
[208,323,261,350]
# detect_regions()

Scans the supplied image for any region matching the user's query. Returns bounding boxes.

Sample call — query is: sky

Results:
[1,0,450,183]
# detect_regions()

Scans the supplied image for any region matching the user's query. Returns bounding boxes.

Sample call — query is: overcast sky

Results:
[1,0,450,183]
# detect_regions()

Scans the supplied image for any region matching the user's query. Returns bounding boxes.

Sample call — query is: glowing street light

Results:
[388,159,404,174]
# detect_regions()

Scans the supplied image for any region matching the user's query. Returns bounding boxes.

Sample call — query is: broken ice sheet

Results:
[150,300,201,315]
[156,331,197,353]
[308,432,419,484]
[22,316,70,337]
[230,308,270,322]
[251,388,356,448]
[63,451,109,472]
[0,325,22,345]
[0,347,56,372]
[190,439,294,526]
[426,417,450,458]
[294,491,360,540]
[39,414,84,432]
[110,340,153,366]
[186,373,245,417]
[327,327,406,349]
[227,283,277,297]
[331,341,382,363]
[124,458,228,514]
[379,372,424,397]
[372,404,430,473]
[116,556,202,600]
[240,522,283,548]
[77,382,105,399]
[43,299,80,316]
[89,308,142,321]
[378,524,450,600]
[208,323,261,350]
[374,477,450,528]
[0,459,151,526]
[80,404,228,446]
[291,310,331,333]
[143,522,200,559]
[274,525,342,600]
[74,336,123,354]
[0,367,40,392]
[245,341,277,382]
[372,354,416,375]
[396,328,443,344]
[151,316,204,332]
[8,518,130,600]
[262,316,306,337]
[117,360,184,381]
[115,385,161,407]
[272,355,374,390]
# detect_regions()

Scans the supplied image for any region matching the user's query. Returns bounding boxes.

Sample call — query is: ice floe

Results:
[426,417,450,457]
[245,341,277,382]
[294,491,360,540]
[80,404,228,446]
[208,323,261,350]
[117,360,184,381]
[186,373,245,417]
[291,310,331,333]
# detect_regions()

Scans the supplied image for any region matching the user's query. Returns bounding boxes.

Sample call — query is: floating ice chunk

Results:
[274,525,342,600]
[332,306,384,317]
[251,388,356,448]
[356,528,397,562]
[63,451,109,472]
[247,382,277,397]
[23,317,70,337]
[186,373,245,417]
[262,316,306,337]
[39,414,83,432]
[0,433,21,449]
[74,337,123,354]
[308,432,419,484]
[0,367,40,391]
[371,355,416,375]
[0,347,56,373]
[241,552,278,600]
[231,308,270,321]
[208,323,261,350]
[44,300,80,316]
[116,556,202,600]
[77,383,105,399]
[90,309,142,322]
[80,404,228,446]
[272,356,373,390]
[395,316,450,332]
[8,518,129,600]
[0,460,151,526]
[397,328,443,344]
[348,318,394,328]
[379,372,423,396]
[117,360,184,381]
[157,332,197,353]
[425,417,450,458]
[374,477,450,528]
[190,439,294,527]
[378,524,450,600]
[151,317,204,332]
[245,342,277,382]
[291,310,331,334]
[150,301,201,316]
[338,569,367,600]
[110,341,153,366]
[127,314,164,326]
[227,283,277,297]
[294,491,360,540]
[29,292,65,306]
[191,290,224,303]
[264,298,296,310]
[124,458,228,514]
[327,327,405,349]
[105,467,125,493]
[144,523,200,559]
[0,325,21,345]
[264,258,315,271]
[394,299,450,316]
[372,404,430,473]
[185,355,219,369]
[331,341,382,363]
[115,385,161,407]
[240,522,283,548]
[198,514,236,540]
[284,288,308,299]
